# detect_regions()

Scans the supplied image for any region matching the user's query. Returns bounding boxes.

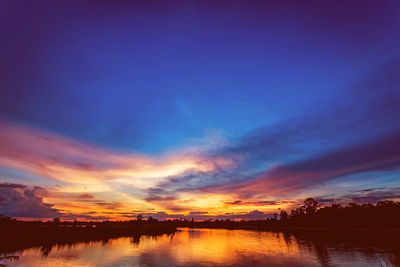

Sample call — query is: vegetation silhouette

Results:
[2,198,400,265]
[175,198,400,231]
[171,198,400,266]
[0,214,176,256]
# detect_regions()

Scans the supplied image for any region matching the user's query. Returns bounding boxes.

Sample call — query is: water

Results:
[1,228,398,267]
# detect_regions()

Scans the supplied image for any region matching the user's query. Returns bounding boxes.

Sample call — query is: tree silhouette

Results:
[280,210,288,221]
[303,198,320,216]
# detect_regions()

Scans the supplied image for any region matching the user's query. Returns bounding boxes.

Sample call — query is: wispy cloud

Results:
[143,58,400,206]
[0,120,235,187]
[205,131,400,198]
[1,58,399,219]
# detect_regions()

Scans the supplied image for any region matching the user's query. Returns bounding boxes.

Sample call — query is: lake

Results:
[1,228,398,266]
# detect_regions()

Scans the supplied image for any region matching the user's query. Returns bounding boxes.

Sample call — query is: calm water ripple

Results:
[1,228,398,267]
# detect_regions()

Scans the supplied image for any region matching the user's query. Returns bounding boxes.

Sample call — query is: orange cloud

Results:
[0,120,235,186]
[0,120,242,219]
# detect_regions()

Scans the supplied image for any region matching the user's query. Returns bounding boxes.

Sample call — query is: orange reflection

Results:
[0,228,351,266]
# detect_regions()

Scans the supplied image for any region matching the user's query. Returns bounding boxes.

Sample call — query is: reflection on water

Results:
[1,228,399,267]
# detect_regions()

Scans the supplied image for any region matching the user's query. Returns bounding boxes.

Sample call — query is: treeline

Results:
[0,215,176,254]
[176,198,400,230]
[278,198,400,229]
[1,197,400,253]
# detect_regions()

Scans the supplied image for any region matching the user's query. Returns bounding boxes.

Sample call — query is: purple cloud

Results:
[0,183,61,219]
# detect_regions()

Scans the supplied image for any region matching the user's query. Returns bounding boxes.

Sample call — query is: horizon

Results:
[2,197,398,222]
[1,0,400,222]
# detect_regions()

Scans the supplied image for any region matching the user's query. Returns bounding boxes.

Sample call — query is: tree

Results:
[53,217,60,227]
[279,210,288,221]
[147,216,158,222]
[303,198,319,216]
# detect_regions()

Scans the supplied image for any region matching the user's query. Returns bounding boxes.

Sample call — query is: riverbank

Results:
[187,225,400,232]
[177,221,400,232]
[0,220,177,254]
[2,227,398,267]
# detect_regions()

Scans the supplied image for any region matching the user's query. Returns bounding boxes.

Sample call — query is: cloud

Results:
[0,182,134,220]
[76,193,95,199]
[205,131,400,198]
[0,183,61,219]
[88,201,124,210]
[342,187,400,204]
[42,192,127,213]
[145,196,178,202]
[224,200,281,206]
[147,57,400,201]
[0,120,235,186]
[1,56,399,219]
[134,210,273,221]
[221,58,400,164]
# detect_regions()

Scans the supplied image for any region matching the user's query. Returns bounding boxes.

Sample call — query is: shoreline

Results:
[0,222,177,254]
[178,225,400,232]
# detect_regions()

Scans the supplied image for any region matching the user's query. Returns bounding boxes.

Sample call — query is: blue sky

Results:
[0,0,400,220]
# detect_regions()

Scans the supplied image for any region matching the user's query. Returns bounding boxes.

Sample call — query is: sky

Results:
[0,0,400,221]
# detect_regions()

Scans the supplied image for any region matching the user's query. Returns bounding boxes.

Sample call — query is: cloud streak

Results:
[0,120,235,187]
[0,58,399,219]
[204,131,400,198]
[145,57,400,201]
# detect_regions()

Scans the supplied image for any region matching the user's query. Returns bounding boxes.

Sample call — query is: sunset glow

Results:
[1,0,400,222]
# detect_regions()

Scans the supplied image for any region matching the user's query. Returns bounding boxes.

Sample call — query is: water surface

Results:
[1,228,398,266]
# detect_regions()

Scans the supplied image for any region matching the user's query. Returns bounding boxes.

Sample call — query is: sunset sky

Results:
[1,1,400,221]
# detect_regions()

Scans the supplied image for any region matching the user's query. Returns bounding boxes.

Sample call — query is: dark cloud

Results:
[0,183,61,218]
[90,201,124,210]
[61,199,125,211]
[145,196,178,202]
[146,169,259,202]
[205,131,400,198]
[188,211,208,216]
[224,200,279,206]
[344,187,400,204]
[350,188,386,193]
[0,183,127,219]
[282,132,400,175]
[314,187,400,207]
